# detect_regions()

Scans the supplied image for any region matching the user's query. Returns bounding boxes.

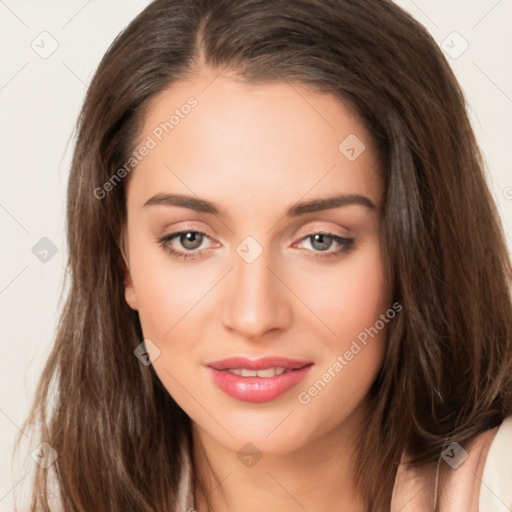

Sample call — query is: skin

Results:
[123,68,391,511]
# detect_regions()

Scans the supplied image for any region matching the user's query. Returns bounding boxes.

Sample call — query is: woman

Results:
[19,0,512,510]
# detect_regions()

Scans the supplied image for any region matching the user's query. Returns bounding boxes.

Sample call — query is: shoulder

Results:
[479,414,512,511]
[391,415,512,512]
[435,419,499,511]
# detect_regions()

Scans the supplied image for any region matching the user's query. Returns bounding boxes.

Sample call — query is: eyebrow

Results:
[143,193,376,216]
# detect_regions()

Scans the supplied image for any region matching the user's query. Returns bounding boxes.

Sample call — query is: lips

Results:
[207,356,313,403]
[207,356,312,371]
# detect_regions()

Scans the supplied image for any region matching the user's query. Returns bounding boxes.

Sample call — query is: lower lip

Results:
[208,365,313,403]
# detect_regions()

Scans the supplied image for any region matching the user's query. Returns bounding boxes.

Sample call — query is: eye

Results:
[157,230,354,262]
[295,232,354,260]
[157,230,213,260]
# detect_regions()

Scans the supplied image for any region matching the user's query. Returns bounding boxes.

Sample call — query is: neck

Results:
[191,405,370,512]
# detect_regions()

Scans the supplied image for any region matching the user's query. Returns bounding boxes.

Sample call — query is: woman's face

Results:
[123,71,391,455]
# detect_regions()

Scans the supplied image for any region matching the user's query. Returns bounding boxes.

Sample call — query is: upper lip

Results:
[207,356,313,371]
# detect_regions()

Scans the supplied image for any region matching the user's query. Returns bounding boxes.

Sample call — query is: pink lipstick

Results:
[207,356,313,403]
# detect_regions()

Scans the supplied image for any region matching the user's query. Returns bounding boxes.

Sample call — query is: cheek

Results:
[295,239,390,345]
[127,222,221,340]
[294,244,390,429]
[343,245,390,333]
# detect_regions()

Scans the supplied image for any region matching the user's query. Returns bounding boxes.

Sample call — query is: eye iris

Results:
[311,234,332,251]
[180,232,203,250]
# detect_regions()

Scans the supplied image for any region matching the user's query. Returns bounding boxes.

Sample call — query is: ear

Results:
[124,267,138,311]
[120,232,138,311]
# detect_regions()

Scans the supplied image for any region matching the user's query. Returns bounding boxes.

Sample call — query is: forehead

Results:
[126,72,382,211]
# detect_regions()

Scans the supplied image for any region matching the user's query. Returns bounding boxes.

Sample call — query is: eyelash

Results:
[157,230,354,261]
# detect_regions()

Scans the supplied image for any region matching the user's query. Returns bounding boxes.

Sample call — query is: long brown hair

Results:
[18,0,512,510]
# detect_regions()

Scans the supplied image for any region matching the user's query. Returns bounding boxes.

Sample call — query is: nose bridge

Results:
[221,241,290,338]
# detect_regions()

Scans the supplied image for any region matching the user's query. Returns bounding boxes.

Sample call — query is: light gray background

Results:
[0,1,511,509]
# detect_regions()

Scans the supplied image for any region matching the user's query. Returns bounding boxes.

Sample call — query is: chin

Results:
[194,409,320,456]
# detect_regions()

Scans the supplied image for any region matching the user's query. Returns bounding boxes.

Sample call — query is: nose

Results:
[220,246,292,341]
